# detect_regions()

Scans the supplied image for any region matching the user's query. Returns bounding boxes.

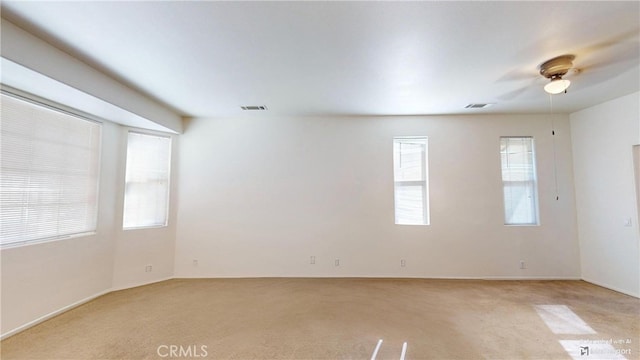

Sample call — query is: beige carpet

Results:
[1,278,638,359]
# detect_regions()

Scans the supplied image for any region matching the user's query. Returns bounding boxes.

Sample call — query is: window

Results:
[393,137,429,225]
[123,132,171,229]
[500,137,539,225]
[0,93,101,246]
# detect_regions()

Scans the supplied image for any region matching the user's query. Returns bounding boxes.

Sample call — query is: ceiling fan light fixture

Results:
[544,76,571,94]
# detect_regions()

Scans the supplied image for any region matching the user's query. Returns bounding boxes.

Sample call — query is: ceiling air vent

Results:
[465,103,493,109]
[241,105,268,111]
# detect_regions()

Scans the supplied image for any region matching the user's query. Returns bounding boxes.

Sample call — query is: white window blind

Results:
[123,132,171,229]
[500,137,539,225]
[0,93,101,246]
[393,137,429,225]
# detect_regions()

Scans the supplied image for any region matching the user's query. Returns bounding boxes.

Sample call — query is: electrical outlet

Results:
[193,259,198,266]
[520,261,526,270]
[335,259,340,267]
[401,259,406,267]
[624,218,632,227]
[145,265,153,272]
[310,256,315,265]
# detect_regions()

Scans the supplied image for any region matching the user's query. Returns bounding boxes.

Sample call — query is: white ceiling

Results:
[2,1,639,118]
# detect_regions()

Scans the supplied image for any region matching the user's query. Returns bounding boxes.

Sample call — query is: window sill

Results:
[0,231,97,250]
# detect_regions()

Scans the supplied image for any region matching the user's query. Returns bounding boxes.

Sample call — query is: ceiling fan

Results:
[496,56,580,100]
[539,54,576,94]
[497,29,639,101]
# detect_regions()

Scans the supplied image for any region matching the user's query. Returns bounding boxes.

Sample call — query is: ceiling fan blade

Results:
[495,68,538,83]
[497,77,544,101]
[568,29,639,73]
[498,87,530,101]
[574,41,640,74]
[577,29,640,55]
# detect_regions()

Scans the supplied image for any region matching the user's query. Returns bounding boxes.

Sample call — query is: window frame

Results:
[122,130,173,230]
[393,136,430,226]
[500,136,540,226]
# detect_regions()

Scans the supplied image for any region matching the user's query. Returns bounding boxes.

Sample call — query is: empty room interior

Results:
[1,1,639,359]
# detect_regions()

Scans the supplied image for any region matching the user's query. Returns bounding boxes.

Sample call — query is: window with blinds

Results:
[122,132,171,229]
[0,93,102,247]
[500,136,539,225]
[393,137,429,225]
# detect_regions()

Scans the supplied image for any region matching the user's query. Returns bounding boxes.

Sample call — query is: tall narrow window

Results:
[500,137,539,225]
[393,137,429,225]
[123,132,171,229]
[0,93,101,246]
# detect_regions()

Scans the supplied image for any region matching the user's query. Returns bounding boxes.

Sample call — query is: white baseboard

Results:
[110,276,174,292]
[1,289,111,340]
[399,275,582,280]
[174,275,582,280]
[581,277,640,298]
[480,276,582,280]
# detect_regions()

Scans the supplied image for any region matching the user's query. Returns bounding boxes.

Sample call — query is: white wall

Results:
[1,121,179,337]
[175,114,580,279]
[570,91,640,297]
